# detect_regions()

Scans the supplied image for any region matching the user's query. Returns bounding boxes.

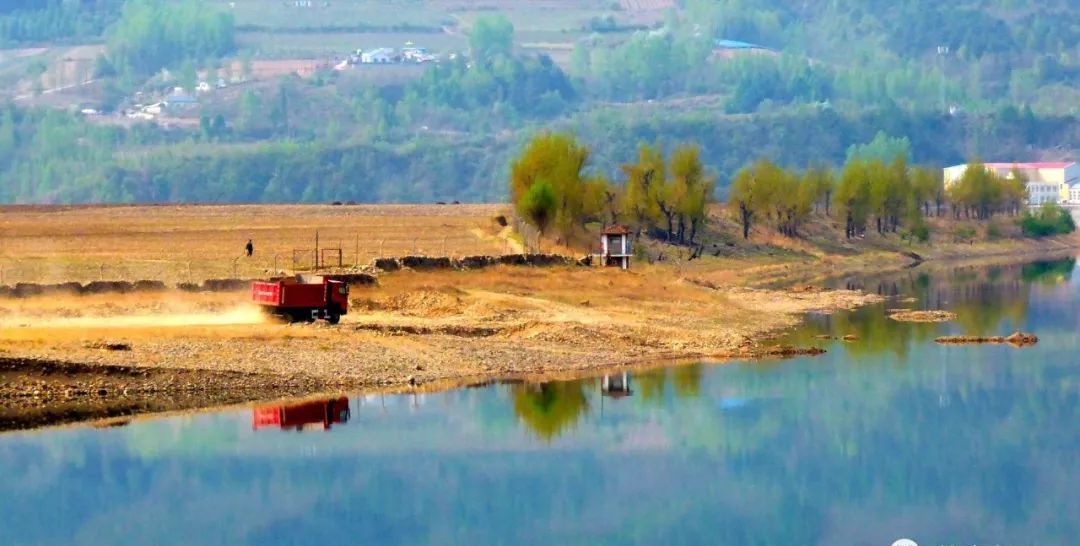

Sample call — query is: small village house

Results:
[163,87,198,113]
[943,162,1079,205]
[360,48,396,64]
[599,224,632,270]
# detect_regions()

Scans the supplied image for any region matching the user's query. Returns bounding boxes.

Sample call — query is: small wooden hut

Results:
[600,224,632,270]
[601,372,633,398]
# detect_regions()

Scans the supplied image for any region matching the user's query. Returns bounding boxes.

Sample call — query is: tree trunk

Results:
[740,203,752,239]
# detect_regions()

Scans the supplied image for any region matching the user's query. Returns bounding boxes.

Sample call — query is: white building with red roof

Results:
[943,162,1079,205]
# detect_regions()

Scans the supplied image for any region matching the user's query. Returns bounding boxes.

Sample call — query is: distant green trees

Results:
[0,0,122,45]
[468,14,514,62]
[3,97,1079,210]
[566,0,1078,113]
[105,0,235,77]
[407,53,575,119]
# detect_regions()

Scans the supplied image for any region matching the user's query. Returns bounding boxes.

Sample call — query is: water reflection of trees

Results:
[511,381,591,441]
[798,258,1076,349]
[511,365,707,440]
[1021,257,1075,285]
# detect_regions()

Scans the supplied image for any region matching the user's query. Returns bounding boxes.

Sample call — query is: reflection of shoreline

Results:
[824,248,1079,290]
[792,256,1078,352]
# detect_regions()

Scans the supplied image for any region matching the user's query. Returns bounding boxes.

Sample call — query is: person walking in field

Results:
[245,239,254,257]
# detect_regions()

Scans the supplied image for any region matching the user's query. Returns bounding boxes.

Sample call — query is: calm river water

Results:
[1,258,1077,546]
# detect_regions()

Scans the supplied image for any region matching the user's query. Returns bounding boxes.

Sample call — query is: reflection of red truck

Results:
[251,275,349,324]
[252,397,351,431]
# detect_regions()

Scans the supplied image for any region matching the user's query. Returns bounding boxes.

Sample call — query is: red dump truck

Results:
[251,275,349,324]
[252,397,351,431]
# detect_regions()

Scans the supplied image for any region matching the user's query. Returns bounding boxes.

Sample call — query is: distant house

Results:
[402,47,432,62]
[1070,183,1080,204]
[360,48,396,64]
[943,162,1079,205]
[711,38,777,60]
[163,88,198,112]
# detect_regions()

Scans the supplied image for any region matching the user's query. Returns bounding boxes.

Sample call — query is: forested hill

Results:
[0,0,1077,204]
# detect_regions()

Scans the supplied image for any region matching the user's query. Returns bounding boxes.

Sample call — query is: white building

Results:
[1070,183,1080,204]
[360,48,395,64]
[943,162,1078,205]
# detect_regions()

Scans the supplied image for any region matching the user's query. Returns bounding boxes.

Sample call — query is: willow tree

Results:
[621,143,715,242]
[669,144,715,243]
[620,143,665,235]
[910,166,943,217]
[728,159,783,239]
[947,160,1006,219]
[510,132,604,239]
[834,159,873,238]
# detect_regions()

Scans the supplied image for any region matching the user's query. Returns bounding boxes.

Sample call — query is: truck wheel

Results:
[326,313,340,325]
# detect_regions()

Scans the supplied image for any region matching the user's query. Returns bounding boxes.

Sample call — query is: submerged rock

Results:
[889,309,957,323]
[759,346,827,358]
[934,331,1038,347]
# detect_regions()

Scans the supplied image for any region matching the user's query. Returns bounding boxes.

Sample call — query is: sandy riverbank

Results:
[0,262,884,430]
[1,204,1078,431]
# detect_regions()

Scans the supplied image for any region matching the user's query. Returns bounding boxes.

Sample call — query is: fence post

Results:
[99,263,104,280]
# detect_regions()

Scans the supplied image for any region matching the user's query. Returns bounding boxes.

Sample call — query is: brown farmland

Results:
[0,204,517,284]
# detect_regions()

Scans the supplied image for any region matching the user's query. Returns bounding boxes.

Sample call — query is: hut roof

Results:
[601,224,631,235]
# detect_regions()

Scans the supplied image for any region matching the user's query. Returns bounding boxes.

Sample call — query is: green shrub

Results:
[986,222,1003,240]
[1020,204,1076,238]
[911,223,931,243]
[954,225,977,243]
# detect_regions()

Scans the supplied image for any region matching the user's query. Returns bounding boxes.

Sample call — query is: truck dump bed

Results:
[251,278,327,309]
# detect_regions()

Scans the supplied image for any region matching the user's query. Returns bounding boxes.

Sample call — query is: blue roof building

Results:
[714,39,772,51]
